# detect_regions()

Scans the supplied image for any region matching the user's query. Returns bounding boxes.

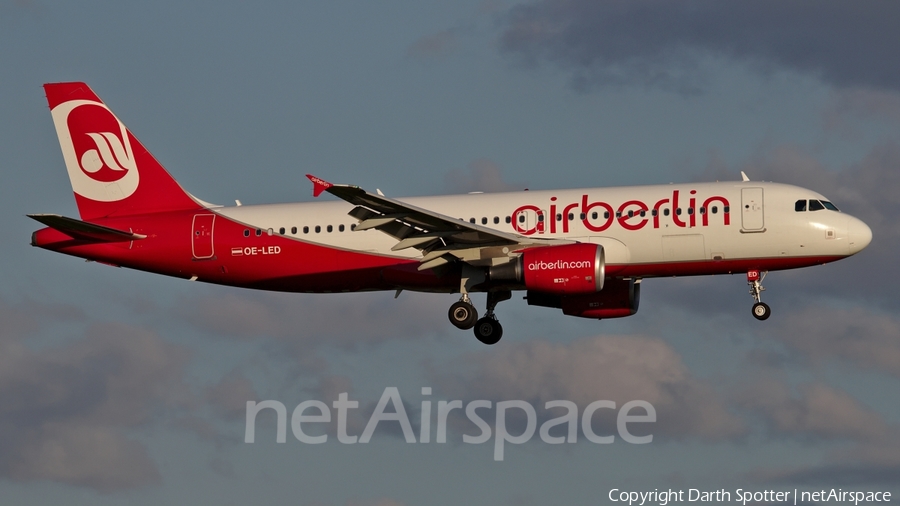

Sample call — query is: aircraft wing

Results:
[306,175,570,270]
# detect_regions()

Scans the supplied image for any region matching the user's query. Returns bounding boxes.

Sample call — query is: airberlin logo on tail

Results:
[50,99,139,202]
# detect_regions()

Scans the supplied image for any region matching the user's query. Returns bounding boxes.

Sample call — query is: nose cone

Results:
[848,216,872,255]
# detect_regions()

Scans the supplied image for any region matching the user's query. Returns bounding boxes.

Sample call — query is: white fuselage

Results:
[216,180,870,275]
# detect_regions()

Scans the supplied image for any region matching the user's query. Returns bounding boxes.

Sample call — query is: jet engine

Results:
[526,277,641,319]
[489,243,605,295]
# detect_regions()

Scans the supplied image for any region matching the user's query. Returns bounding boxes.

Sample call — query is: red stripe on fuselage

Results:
[32,209,846,292]
[607,256,844,278]
[32,209,457,293]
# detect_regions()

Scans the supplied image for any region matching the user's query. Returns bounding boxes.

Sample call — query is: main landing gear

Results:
[447,290,511,345]
[448,295,478,330]
[747,270,771,321]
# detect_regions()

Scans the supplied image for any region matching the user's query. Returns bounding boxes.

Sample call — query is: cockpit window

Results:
[795,200,807,212]
[821,200,839,211]
[808,199,825,211]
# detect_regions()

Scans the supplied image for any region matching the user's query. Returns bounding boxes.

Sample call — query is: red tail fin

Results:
[44,82,203,220]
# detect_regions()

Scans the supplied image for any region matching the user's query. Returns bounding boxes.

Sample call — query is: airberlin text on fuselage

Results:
[511,190,731,236]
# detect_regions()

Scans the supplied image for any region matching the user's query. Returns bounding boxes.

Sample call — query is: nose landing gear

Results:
[748,270,771,320]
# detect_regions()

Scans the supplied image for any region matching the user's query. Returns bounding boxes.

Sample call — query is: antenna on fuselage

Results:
[740,171,750,182]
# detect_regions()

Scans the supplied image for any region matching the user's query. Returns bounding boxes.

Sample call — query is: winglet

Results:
[740,171,750,182]
[306,174,333,197]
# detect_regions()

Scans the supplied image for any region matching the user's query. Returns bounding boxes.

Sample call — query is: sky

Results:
[1,1,899,504]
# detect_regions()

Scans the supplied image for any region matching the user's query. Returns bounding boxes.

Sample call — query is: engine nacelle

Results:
[489,243,605,295]
[526,278,641,319]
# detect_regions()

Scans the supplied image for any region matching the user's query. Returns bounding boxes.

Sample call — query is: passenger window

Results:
[267,228,274,236]
[687,208,694,215]
[243,229,250,237]
[518,215,525,223]
[303,226,309,234]
[627,210,634,218]
[651,209,658,217]
[568,213,574,221]
[723,206,730,213]
[809,200,825,211]
[795,200,807,212]
[592,212,598,219]
[255,229,262,236]
[339,224,345,232]
[604,211,610,219]
[556,214,562,221]
[663,209,670,216]
[469,218,476,223]
[351,224,357,231]
[580,213,586,220]
[675,208,682,215]
[493,217,499,224]
[505,216,511,224]
[327,225,333,233]
[279,227,285,235]
[291,227,297,234]
[315,225,321,233]
[537,214,544,222]
[699,207,706,215]
[711,206,718,214]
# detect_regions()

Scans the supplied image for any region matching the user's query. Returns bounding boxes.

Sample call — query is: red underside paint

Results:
[32,209,846,293]
[609,256,844,279]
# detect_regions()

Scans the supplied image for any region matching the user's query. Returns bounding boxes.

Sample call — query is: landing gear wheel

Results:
[752,302,771,321]
[449,301,478,330]
[474,317,503,345]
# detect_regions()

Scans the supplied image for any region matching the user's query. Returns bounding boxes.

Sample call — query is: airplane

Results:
[30,82,873,345]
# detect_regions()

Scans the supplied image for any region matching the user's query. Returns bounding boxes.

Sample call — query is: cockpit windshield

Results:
[795,199,840,212]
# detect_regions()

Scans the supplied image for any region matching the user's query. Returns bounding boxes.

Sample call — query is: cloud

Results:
[750,431,900,487]
[0,296,83,341]
[176,288,448,353]
[823,88,900,136]
[499,0,900,93]
[432,334,744,441]
[408,29,458,60]
[764,306,900,378]
[443,159,526,194]
[761,462,900,487]
[737,378,889,442]
[0,321,191,492]
[207,370,259,420]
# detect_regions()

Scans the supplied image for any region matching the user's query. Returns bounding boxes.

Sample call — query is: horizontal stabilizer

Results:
[27,214,146,243]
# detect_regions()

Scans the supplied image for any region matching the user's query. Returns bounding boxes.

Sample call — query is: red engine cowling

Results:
[522,243,605,294]
[488,243,605,294]
[526,278,641,319]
